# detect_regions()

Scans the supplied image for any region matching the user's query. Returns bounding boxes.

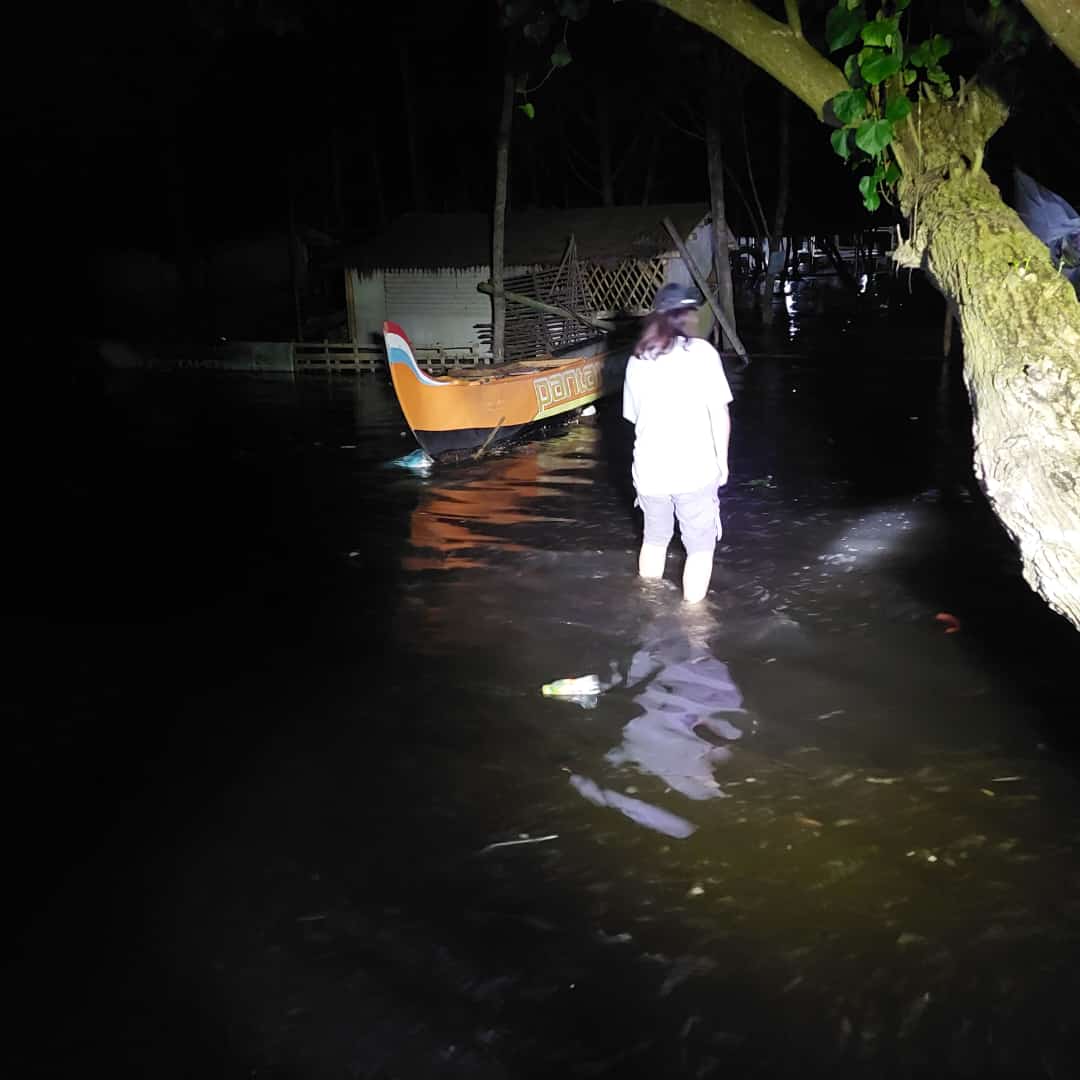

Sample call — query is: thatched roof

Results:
[344,204,708,271]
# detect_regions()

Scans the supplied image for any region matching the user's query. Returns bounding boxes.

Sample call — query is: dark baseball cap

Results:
[653,282,703,313]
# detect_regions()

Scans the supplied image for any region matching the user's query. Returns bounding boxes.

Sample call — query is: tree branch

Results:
[658,107,705,142]
[565,139,603,196]
[1021,0,1080,70]
[784,0,802,40]
[658,0,847,120]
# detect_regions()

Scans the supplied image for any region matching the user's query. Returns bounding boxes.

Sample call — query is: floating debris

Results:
[898,992,932,1037]
[542,674,602,697]
[480,834,558,853]
[897,932,929,947]
[596,930,633,945]
[865,776,901,785]
[905,850,938,862]
[385,448,434,473]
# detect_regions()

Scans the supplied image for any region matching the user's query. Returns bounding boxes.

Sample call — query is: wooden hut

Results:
[341,204,710,363]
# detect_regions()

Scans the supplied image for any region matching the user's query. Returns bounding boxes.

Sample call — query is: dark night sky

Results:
[7,0,1080,338]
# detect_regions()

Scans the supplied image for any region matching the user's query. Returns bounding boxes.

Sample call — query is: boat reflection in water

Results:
[402,442,585,572]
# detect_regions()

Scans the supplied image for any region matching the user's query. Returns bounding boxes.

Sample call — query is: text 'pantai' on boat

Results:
[383,321,630,461]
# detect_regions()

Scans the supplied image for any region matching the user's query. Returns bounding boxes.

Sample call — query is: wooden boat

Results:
[383,321,631,460]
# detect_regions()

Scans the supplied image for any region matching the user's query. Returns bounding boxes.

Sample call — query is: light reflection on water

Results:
[73,334,1080,1078]
[375,350,1080,1074]
[403,441,592,571]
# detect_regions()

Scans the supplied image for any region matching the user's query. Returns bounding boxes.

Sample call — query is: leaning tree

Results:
[658,0,1080,629]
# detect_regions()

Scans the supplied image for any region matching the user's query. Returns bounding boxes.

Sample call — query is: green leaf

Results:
[518,102,535,120]
[860,48,901,84]
[844,55,861,84]
[927,65,950,85]
[832,88,868,124]
[826,2,865,52]
[523,15,551,42]
[895,0,911,10]
[907,41,929,67]
[903,67,917,86]
[551,41,572,67]
[929,33,952,61]
[557,0,590,20]
[861,17,899,49]
[502,0,529,25]
[884,161,901,184]
[885,94,911,123]
[855,117,894,155]
[859,174,881,210]
[831,128,852,161]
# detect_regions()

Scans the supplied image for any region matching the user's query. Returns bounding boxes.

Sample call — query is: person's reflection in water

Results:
[570,612,750,838]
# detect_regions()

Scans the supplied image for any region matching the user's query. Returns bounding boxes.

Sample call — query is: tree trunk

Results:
[491,67,515,364]
[761,87,791,324]
[659,0,1080,631]
[705,49,738,349]
[368,117,387,230]
[287,156,304,342]
[595,70,616,207]
[161,123,198,340]
[329,125,345,234]
[892,87,1080,627]
[398,43,427,212]
[641,127,658,206]
[1020,0,1080,68]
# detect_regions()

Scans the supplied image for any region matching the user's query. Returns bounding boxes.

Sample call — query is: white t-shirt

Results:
[622,335,733,496]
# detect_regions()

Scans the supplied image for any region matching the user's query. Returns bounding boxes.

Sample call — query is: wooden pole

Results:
[477,282,617,332]
[705,46,738,352]
[492,66,514,362]
[662,217,749,363]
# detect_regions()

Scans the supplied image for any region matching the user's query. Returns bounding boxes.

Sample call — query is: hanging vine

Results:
[825,0,954,211]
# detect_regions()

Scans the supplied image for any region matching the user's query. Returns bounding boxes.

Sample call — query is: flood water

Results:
[19,287,1080,1077]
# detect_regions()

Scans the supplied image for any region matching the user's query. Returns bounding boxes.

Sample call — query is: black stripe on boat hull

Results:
[413,405,598,461]
[412,423,528,461]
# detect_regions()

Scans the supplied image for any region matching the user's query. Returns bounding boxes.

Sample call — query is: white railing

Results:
[293,341,489,374]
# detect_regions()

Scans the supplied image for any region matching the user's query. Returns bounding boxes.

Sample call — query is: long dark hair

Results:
[634,308,697,360]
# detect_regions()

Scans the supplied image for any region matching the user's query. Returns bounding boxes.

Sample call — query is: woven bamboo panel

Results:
[485,238,597,360]
[583,257,667,315]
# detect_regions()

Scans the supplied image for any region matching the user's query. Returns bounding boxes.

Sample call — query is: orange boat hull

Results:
[383,322,628,458]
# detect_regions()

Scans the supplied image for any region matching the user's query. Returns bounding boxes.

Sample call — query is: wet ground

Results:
[16,287,1080,1077]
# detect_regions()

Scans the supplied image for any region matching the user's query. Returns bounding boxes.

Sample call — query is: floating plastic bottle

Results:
[542,675,601,697]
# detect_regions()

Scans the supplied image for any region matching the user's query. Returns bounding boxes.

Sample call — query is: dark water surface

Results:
[18,298,1080,1077]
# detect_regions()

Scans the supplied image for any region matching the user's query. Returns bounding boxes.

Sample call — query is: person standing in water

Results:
[622,282,732,603]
